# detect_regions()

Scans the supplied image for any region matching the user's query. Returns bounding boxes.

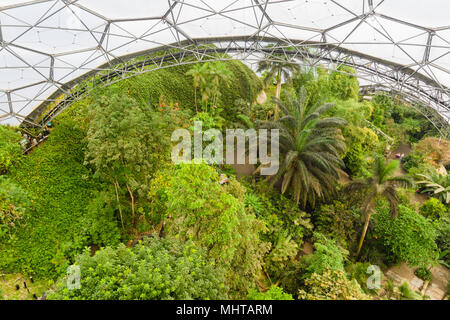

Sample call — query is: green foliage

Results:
[313,200,360,249]
[0,125,22,175]
[343,127,381,177]
[244,192,265,215]
[323,99,381,177]
[247,286,294,300]
[373,204,438,267]
[245,183,313,245]
[219,60,263,120]
[414,267,433,281]
[84,93,189,227]
[186,62,232,111]
[0,177,30,240]
[148,162,270,297]
[344,156,413,256]
[86,93,182,191]
[416,172,450,205]
[257,46,301,89]
[298,270,370,300]
[264,232,299,281]
[419,198,448,220]
[257,87,347,207]
[433,212,450,265]
[190,111,225,131]
[346,262,380,294]
[0,120,116,278]
[302,232,348,277]
[348,156,411,211]
[243,183,312,283]
[398,282,424,300]
[48,236,227,300]
[328,66,360,101]
[82,191,122,246]
[70,59,261,127]
[402,151,425,173]
[292,66,360,108]
[344,142,365,176]
[370,94,439,144]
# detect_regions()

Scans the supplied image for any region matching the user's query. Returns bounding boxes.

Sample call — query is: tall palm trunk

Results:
[356,210,372,257]
[274,68,282,120]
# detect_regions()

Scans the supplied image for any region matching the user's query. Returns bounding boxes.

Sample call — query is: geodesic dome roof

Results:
[0,0,449,135]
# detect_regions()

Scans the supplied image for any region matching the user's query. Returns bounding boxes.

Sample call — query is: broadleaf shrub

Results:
[298,270,370,300]
[48,237,228,300]
[373,203,438,267]
[247,286,293,300]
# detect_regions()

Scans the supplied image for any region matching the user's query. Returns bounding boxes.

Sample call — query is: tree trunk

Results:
[114,180,124,230]
[274,69,282,120]
[126,183,135,226]
[356,210,372,257]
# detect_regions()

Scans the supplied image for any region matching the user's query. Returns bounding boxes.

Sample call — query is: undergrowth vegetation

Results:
[0,56,448,301]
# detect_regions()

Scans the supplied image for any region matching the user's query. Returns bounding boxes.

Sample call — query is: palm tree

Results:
[416,172,450,204]
[256,87,348,208]
[186,64,207,112]
[186,62,232,113]
[207,62,232,108]
[257,46,301,120]
[345,156,413,256]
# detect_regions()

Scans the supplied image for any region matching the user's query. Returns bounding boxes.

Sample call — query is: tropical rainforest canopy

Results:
[0,56,449,301]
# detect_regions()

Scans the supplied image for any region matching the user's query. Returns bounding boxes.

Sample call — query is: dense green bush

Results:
[0,120,117,278]
[263,231,299,282]
[346,262,381,294]
[373,203,438,267]
[0,125,22,175]
[62,59,261,130]
[119,60,261,125]
[82,191,122,247]
[402,151,425,173]
[433,213,450,265]
[148,162,270,297]
[328,66,360,101]
[302,232,348,277]
[0,60,262,281]
[247,286,293,300]
[313,201,360,249]
[48,237,227,300]
[240,182,313,286]
[0,177,30,240]
[298,270,370,300]
[420,198,448,220]
[84,93,190,228]
[244,182,313,245]
[370,94,439,143]
[414,267,433,281]
[292,66,359,107]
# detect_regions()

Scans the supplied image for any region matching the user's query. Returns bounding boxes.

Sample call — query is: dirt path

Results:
[388,144,411,177]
